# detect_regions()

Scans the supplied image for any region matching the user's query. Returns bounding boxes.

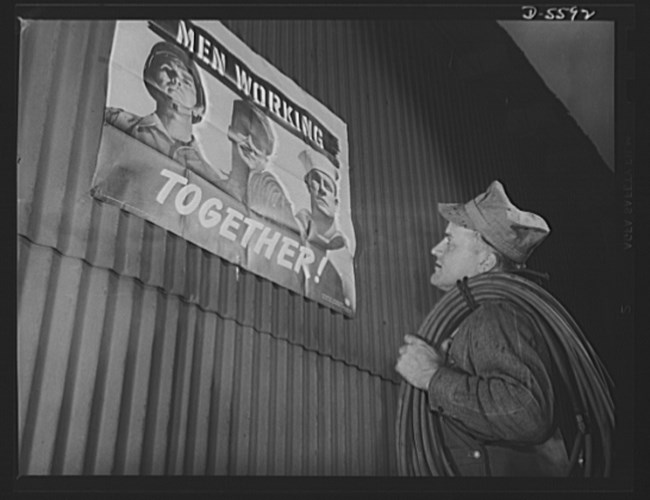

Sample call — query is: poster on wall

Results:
[91,20,356,315]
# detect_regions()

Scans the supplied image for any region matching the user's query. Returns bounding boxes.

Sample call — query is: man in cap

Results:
[395,180,572,476]
[296,149,348,251]
[224,99,298,231]
[295,149,354,311]
[105,41,227,186]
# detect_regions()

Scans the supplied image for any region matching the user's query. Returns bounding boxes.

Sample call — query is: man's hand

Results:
[395,334,445,390]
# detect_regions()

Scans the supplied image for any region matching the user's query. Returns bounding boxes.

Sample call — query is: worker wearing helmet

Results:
[105,41,227,186]
[395,181,613,476]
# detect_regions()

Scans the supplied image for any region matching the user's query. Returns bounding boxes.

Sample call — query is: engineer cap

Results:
[438,180,550,264]
[297,149,340,184]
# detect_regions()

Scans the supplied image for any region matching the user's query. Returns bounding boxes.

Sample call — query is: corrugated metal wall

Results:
[18,237,396,475]
[18,19,619,476]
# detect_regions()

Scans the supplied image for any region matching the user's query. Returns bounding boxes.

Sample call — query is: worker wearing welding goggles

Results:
[225,99,298,232]
[395,181,613,476]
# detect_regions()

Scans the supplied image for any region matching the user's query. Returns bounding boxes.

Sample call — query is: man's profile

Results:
[296,149,353,309]
[296,149,348,251]
[395,180,614,476]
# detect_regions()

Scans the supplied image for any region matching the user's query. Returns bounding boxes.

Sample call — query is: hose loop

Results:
[512,267,551,283]
[396,272,614,477]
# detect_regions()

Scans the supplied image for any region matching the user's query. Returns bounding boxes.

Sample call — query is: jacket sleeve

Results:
[104,107,138,131]
[427,301,555,444]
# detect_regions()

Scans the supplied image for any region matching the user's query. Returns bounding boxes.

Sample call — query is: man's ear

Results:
[480,251,498,273]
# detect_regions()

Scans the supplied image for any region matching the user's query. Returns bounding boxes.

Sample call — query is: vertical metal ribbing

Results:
[190,311,219,474]
[271,334,289,474]
[206,319,237,476]
[17,20,61,238]
[408,23,441,316]
[81,270,120,475]
[19,246,64,474]
[140,290,170,475]
[250,332,271,475]
[230,326,254,476]
[181,309,209,474]
[57,21,114,259]
[355,21,384,377]
[23,22,77,247]
[18,239,54,454]
[49,263,101,475]
[111,279,145,474]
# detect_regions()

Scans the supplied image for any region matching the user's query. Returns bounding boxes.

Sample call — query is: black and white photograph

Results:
[11,1,644,498]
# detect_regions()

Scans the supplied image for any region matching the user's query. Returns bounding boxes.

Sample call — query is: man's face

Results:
[151,56,197,110]
[228,109,275,172]
[429,222,489,291]
[230,131,270,172]
[307,170,338,217]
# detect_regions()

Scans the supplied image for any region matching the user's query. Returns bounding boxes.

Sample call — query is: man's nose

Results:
[431,242,444,257]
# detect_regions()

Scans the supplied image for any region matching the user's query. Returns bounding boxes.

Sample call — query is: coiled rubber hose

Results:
[396,272,615,476]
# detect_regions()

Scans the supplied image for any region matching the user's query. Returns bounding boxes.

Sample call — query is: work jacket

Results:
[427,300,571,476]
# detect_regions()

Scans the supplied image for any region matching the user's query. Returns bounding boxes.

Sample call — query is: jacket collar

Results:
[136,112,197,147]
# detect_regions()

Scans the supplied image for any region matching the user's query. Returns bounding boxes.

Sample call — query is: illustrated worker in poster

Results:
[104,41,227,186]
[297,149,354,310]
[224,99,299,232]
[395,181,614,476]
[296,149,348,251]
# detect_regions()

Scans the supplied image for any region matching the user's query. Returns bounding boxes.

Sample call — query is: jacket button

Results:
[470,450,481,459]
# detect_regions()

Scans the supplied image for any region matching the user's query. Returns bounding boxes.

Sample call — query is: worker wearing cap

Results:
[295,149,354,310]
[396,181,572,476]
[105,41,227,186]
[296,149,348,250]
